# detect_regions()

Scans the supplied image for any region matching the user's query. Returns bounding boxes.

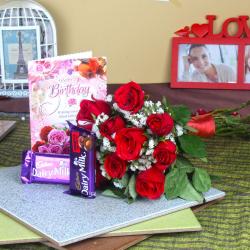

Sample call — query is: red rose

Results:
[104,153,127,179]
[153,163,170,172]
[99,116,125,141]
[32,141,45,152]
[77,100,95,122]
[153,141,177,166]
[77,99,111,129]
[146,113,174,136]
[83,98,111,117]
[39,126,53,142]
[135,167,165,199]
[115,128,147,161]
[114,81,144,114]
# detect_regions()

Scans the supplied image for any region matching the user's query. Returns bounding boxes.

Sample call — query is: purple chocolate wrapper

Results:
[67,121,96,198]
[21,151,70,184]
[21,150,33,184]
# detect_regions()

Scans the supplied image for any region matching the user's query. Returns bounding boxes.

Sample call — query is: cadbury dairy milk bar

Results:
[21,150,70,184]
[68,122,96,198]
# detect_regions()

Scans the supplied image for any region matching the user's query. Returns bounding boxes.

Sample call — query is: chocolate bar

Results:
[21,150,70,184]
[68,122,96,198]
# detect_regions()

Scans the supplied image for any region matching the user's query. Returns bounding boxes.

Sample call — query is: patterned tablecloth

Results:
[0,115,249,250]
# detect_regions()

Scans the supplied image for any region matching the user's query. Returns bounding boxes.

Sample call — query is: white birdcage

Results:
[0,0,57,97]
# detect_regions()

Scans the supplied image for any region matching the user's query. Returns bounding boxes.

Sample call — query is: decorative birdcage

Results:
[0,0,57,97]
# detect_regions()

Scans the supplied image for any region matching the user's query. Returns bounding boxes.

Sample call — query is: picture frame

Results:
[171,37,250,90]
[0,26,41,84]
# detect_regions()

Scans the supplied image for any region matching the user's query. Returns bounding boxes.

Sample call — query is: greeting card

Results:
[28,53,107,154]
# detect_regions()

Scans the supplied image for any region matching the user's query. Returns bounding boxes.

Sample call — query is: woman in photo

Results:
[244,46,250,83]
[182,44,236,83]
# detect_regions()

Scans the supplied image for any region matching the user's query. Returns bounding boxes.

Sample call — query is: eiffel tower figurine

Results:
[14,31,28,79]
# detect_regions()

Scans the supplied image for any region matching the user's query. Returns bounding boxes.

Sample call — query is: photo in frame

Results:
[244,45,250,83]
[0,26,41,84]
[171,15,250,90]
[171,37,250,90]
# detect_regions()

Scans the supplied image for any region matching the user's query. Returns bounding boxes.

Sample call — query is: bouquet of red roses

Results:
[76,81,249,203]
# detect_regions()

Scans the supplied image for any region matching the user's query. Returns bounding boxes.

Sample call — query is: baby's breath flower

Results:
[105,94,113,102]
[138,166,146,171]
[146,149,153,155]
[109,146,116,152]
[156,101,161,107]
[96,151,101,160]
[113,103,119,110]
[157,108,164,113]
[100,164,110,179]
[113,181,124,189]
[95,113,109,126]
[164,132,176,143]
[176,124,184,137]
[170,137,175,143]
[138,158,146,164]
[148,138,154,149]
[95,130,101,139]
[130,166,136,172]
[144,101,150,108]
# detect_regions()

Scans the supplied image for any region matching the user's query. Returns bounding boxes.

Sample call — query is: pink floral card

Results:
[28,55,107,154]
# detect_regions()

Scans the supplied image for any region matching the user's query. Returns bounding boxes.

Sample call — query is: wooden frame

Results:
[171,36,250,89]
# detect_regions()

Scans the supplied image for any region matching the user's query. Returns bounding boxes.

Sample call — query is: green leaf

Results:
[200,157,208,163]
[115,173,129,188]
[192,168,211,193]
[128,175,137,200]
[179,177,204,202]
[178,135,207,158]
[184,125,198,133]
[165,168,204,202]
[91,113,97,121]
[102,189,123,199]
[124,185,129,196]
[172,105,191,126]
[162,96,168,106]
[162,97,172,113]
[127,197,135,204]
[164,168,186,199]
[175,156,195,173]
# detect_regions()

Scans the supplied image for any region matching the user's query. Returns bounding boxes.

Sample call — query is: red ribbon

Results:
[187,113,216,138]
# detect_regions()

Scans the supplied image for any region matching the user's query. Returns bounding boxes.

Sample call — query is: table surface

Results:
[0,109,249,249]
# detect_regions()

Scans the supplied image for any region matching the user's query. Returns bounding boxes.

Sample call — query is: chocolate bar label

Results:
[73,153,89,195]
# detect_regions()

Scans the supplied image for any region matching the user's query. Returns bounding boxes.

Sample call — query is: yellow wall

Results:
[1,0,248,83]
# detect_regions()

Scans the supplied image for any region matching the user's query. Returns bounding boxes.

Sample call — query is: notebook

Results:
[0,120,16,141]
[0,208,200,245]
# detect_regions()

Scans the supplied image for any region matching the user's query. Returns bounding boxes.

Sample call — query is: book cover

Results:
[28,53,107,152]
[0,212,42,245]
[0,120,16,141]
[0,208,200,245]
[101,208,201,237]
